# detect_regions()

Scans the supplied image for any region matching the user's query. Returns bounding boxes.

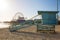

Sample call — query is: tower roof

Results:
[38,11,59,15]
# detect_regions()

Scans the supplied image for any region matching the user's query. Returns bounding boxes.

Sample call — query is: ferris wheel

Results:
[12,12,24,21]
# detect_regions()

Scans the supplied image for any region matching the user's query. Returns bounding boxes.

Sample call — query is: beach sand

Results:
[0,25,60,40]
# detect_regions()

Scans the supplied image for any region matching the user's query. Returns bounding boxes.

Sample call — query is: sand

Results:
[0,25,60,40]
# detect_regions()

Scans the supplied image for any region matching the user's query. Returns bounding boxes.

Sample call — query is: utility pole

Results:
[56,0,59,25]
[57,0,58,11]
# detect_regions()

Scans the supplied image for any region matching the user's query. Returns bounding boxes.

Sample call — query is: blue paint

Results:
[38,11,59,25]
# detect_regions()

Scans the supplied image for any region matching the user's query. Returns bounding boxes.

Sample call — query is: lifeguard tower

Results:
[37,11,59,33]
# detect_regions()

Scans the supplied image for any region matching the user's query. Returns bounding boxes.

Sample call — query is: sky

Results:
[0,0,60,22]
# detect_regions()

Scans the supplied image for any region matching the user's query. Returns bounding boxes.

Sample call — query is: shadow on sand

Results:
[10,31,60,39]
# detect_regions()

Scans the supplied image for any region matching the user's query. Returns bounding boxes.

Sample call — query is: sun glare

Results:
[0,0,9,22]
[0,0,8,10]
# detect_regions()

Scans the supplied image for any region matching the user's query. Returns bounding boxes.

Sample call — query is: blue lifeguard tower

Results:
[37,11,59,33]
